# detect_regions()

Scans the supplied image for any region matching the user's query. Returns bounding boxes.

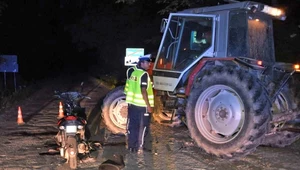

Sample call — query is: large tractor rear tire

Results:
[101,86,127,135]
[186,66,271,159]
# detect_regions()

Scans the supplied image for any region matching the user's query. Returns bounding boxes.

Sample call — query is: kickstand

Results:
[169,109,175,123]
[161,109,176,124]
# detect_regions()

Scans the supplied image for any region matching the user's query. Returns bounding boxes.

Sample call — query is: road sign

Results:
[125,48,144,66]
[0,55,18,72]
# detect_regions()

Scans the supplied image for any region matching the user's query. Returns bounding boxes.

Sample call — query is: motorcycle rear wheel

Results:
[67,136,78,169]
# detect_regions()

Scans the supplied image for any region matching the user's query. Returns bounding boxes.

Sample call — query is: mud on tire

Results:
[186,66,271,159]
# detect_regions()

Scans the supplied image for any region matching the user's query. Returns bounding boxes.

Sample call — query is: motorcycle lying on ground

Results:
[53,84,92,169]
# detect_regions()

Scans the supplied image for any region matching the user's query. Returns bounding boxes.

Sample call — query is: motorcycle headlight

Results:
[78,125,84,130]
[59,126,65,130]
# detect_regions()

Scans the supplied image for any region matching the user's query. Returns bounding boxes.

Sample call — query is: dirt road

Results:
[0,75,300,170]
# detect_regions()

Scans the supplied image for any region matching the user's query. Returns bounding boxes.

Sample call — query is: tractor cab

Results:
[152,1,286,92]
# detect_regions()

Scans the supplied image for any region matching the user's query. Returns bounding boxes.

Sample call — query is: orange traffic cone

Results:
[57,102,64,119]
[17,106,25,125]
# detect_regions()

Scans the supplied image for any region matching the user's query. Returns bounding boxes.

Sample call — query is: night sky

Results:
[0,0,299,84]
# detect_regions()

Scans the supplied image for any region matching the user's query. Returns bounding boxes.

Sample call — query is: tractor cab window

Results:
[227,10,275,62]
[155,15,214,71]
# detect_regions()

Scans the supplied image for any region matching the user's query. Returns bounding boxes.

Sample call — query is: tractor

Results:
[101,1,300,159]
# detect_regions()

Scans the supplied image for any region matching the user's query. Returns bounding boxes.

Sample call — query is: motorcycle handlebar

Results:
[53,91,91,101]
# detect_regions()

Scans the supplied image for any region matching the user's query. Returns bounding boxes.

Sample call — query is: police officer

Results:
[125,54,154,154]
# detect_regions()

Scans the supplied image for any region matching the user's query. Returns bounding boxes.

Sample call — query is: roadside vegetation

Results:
[0,82,40,112]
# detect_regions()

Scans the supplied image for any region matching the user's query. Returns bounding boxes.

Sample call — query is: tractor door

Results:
[153,13,217,91]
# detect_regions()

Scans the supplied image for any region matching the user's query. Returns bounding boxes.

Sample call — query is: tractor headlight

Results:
[294,64,300,71]
[262,5,282,17]
[261,5,286,20]
[248,4,286,21]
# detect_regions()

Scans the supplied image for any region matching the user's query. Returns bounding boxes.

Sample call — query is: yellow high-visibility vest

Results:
[126,68,154,107]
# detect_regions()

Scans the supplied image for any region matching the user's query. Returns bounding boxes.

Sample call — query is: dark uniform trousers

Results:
[127,104,151,150]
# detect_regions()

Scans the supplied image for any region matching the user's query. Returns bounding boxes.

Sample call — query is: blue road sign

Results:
[0,55,18,72]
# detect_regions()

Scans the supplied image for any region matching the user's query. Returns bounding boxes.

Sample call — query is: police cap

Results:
[139,54,151,62]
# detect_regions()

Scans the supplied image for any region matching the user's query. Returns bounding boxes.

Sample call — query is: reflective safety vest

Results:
[124,66,137,95]
[125,68,154,107]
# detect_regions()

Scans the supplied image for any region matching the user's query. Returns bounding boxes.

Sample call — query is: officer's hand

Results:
[147,106,153,113]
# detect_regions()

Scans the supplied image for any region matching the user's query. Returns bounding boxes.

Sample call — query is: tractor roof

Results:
[178,1,286,21]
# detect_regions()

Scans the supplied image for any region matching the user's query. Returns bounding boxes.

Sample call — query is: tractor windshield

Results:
[155,14,214,71]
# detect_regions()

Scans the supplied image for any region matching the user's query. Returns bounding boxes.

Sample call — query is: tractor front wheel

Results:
[101,86,127,134]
